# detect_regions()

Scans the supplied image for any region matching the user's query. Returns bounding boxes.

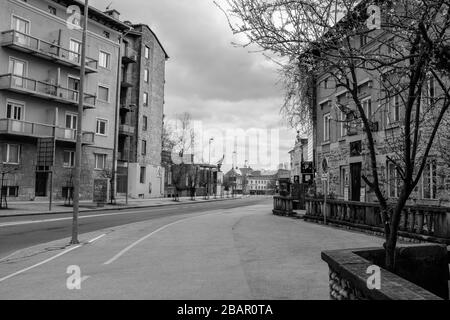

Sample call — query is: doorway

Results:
[350,162,362,202]
[35,172,48,197]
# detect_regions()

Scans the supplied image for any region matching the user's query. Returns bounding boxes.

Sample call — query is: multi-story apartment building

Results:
[116,22,168,199]
[0,0,130,200]
[311,4,450,206]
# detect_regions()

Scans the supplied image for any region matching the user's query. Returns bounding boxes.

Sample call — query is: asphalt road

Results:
[0,197,268,259]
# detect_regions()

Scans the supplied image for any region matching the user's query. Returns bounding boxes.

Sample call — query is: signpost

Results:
[321,159,329,225]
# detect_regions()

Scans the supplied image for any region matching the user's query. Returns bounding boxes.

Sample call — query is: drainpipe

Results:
[111,27,132,204]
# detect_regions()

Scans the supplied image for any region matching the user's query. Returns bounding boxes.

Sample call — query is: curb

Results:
[0,197,245,218]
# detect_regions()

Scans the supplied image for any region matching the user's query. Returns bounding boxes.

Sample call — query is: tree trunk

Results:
[385,237,397,272]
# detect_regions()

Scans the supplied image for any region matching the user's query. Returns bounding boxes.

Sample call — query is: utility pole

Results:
[71,0,89,245]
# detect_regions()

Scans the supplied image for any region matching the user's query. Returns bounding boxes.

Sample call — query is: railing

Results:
[119,124,135,135]
[2,30,98,71]
[273,195,293,216]
[305,198,450,244]
[0,74,96,108]
[0,119,94,144]
[122,47,138,63]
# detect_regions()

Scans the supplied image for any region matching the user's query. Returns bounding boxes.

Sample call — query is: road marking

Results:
[104,214,207,265]
[0,207,177,228]
[88,234,106,243]
[0,245,82,284]
[0,199,252,228]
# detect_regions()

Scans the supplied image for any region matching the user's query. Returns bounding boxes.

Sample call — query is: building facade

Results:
[289,132,308,183]
[116,22,168,199]
[310,8,450,206]
[0,0,129,200]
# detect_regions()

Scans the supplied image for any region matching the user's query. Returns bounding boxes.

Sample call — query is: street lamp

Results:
[208,137,214,199]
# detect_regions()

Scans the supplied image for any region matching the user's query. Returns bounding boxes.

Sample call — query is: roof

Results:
[132,24,170,60]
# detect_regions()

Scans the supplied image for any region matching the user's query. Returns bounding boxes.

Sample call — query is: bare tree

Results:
[169,112,197,201]
[219,0,450,270]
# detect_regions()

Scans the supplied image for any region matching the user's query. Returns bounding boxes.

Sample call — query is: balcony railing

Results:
[122,47,138,64]
[305,198,450,244]
[0,119,94,144]
[0,74,96,109]
[2,30,98,73]
[119,124,135,135]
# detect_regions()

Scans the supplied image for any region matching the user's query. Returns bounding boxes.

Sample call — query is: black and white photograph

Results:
[0,0,450,307]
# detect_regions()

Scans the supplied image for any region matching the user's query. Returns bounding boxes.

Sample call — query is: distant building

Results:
[289,132,309,183]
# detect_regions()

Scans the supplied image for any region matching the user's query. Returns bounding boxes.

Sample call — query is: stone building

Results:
[116,22,168,199]
[0,0,129,200]
[310,4,450,206]
[289,132,308,183]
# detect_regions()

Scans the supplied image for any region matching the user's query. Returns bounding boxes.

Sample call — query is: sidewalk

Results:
[0,195,245,218]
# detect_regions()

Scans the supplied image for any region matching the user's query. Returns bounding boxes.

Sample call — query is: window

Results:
[387,162,400,198]
[362,98,372,118]
[3,144,20,164]
[9,58,26,87]
[144,69,149,83]
[340,166,347,197]
[323,113,331,142]
[98,86,109,102]
[6,101,24,120]
[422,160,437,199]
[103,31,110,39]
[140,166,146,184]
[99,51,110,69]
[63,150,75,168]
[12,16,30,35]
[48,6,57,15]
[94,154,107,170]
[141,140,147,155]
[143,92,149,106]
[340,110,347,138]
[388,94,400,124]
[69,40,81,62]
[1,186,19,197]
[145,46,150,59]
[142,116,148,131]
[428,78,435,105]
[96,119,108,135]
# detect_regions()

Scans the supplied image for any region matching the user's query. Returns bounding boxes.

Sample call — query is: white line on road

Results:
[103,215,204,265]
[0,245,82,284]
[88,234,106,243]
[0,207,177,228]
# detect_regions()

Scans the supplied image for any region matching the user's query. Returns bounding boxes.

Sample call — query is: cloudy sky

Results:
[91,0,296,170]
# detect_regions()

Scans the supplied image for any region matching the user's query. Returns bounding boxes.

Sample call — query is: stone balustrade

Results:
[305,198,450,244]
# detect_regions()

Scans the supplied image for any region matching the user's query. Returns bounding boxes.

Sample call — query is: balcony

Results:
[0,119,94,145]
[121,72,134,88]
[119,124,135,136]
[0,74,96,109]
[2,30,98,73]
[122,47,138,64]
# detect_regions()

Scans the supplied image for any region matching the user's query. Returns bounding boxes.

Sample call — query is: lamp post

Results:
[208,137,214,199]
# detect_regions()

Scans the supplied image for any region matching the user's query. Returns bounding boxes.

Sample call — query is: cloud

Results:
[91,0,296,168]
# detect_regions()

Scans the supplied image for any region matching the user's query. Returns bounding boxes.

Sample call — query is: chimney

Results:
[104,9,120,20]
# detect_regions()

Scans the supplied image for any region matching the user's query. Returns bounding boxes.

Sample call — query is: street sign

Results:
[301,161,314,174]
[321,158,328,173]
[321,173,328,181]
